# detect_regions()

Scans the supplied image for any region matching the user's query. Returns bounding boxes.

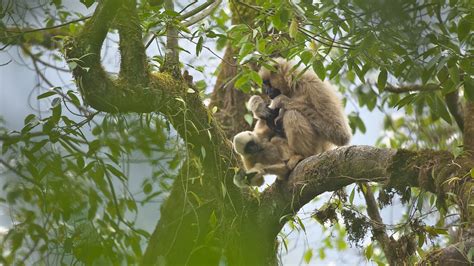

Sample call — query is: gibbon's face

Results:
[259,59,291,97]
[233,131,261,155]
[263,80,281,99]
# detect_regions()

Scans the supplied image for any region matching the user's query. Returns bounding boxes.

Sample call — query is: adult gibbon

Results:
[232,96,302,187]
[255,57,351,157]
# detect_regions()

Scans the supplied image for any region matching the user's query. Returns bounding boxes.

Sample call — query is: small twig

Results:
[21,47,69,72]
[0,59,12,66]
[5,16,91,34]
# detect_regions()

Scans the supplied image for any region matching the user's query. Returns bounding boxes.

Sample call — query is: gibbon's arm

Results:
[271,93,351,146]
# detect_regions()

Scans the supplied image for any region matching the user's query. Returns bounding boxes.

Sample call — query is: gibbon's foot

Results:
[287,155,304,170]
[233,169,264,187]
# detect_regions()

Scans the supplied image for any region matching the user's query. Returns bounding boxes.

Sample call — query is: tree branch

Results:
[385,83,440,93]
[161,0,180,76]
[463,100,474,158]
[0,17,90,49]
[177,0,217,21]
[361,184,401,265]
[182,0,222,27]
[258,146,467,234]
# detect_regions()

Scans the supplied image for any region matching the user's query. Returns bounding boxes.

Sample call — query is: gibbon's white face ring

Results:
[233,131,258,155]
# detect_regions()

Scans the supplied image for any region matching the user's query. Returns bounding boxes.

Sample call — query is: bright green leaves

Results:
[348,112,366,134]
[289,18,299,39]
[364,243,373,260]
[272,7,290,31]
[303,249,313,264]
[234,69,262,93]
[312,60,325,80]
[196,36,204,56]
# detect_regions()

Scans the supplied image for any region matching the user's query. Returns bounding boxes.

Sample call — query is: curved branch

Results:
[182,0,222,27]
[178,0,217,21]
[258,146,466,233]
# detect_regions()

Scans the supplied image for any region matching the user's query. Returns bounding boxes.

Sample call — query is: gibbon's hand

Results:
[233,168,264,187]
[248,95,272,120]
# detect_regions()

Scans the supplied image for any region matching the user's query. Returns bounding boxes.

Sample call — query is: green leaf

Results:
[289,18,299,39]
[143,183,152,194]
[80,0,95,8]
[377,69,387,91]
[365,243,373,260]
[395,93,417,109]
[239,43,254,60]
[67,90,81,106]
[312,60,325,80]
[295,216,306,232]
[24,114,36,125]
[244,114,253,126]
[300,51,313,65]
[234,74,249,91]
[303,249,313,264]
[37,91,56,100]
[272,8,289,30]
[257,38,266,52]
[329,62,342,79]
[249,70,262,87]
[470,168,474,178]
[209,211,217,228]
[448,66,460,84]
[427,94,452,124]
[418,232,425,248]
[349,186,355,204]
[106,164,126,181]
[318,248,326,259]
[464,76,474,101]
[458,16,471,42]
[196,36,203,56]
[279,8,290,26]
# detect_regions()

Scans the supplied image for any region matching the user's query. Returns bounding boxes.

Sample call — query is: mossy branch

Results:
[62,0,236,175]
[257,146,470,232]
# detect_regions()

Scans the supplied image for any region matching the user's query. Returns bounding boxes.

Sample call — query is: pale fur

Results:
[232,95,303,187]
[258,58,351,157]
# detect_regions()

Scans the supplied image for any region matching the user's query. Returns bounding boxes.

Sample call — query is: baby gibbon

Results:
[257,58,351,157]
[232,96,303,187]
[232,131,291,187]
